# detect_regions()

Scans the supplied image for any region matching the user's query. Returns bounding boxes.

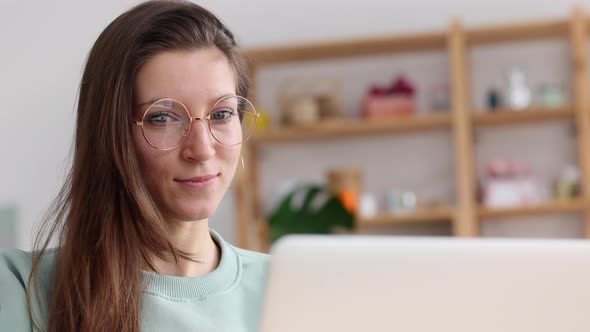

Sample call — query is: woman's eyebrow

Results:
[135,93,237,108]
[134,97,164,107]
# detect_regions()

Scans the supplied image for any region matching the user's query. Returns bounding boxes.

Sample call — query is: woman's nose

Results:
[180,119,215,161]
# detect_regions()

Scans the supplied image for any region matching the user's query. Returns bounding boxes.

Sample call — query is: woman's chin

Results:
[166,204,218,222]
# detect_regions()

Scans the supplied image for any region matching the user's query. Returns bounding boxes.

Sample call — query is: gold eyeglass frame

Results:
[132,94,259,151]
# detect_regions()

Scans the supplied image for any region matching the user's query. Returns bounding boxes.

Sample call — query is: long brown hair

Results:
[27,1,249,331]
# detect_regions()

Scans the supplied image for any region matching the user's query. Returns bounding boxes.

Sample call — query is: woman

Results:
[0,1,269,331]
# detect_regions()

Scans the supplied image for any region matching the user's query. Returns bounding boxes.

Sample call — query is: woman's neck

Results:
[151,219,221,277]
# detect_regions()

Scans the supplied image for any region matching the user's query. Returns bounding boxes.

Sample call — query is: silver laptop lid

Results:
[260,235,590,332]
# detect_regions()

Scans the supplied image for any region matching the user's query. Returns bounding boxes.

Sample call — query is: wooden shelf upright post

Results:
[569,8,590,238]
[449,19,479,236]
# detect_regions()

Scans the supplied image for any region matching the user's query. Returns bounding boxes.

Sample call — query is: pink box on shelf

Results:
[362,95,415,119]
[482,177,541,208]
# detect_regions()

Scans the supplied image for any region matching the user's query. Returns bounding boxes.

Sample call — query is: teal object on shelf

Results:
[0,205,18,247]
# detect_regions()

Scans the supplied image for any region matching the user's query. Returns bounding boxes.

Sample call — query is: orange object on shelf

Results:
[339,189,359,215]
[327,168,362,216]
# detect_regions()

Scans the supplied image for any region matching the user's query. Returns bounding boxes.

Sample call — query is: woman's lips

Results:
[175,174,218,189]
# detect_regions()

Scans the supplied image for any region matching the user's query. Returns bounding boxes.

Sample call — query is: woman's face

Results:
[133,47,241,223]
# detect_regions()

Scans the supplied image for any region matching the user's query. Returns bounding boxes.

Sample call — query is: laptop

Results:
[259,235,590,332]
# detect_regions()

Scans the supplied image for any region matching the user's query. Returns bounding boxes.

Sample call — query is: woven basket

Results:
[279,77,342,126]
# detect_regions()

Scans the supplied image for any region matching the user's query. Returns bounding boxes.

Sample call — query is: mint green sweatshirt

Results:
[0,230,270,331]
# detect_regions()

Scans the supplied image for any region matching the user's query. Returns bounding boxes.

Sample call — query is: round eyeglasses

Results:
[133,95,258,150]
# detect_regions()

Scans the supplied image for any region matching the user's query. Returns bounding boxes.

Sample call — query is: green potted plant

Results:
[267,184,355,244]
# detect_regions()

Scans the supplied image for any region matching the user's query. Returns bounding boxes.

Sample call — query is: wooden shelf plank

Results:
[243,32,447,65]
[251,113,452,145]
[357,207,454,226]
[472,105,574,127]
[244,19,570,66]
[478,198,585,219]
[467,19,568,45]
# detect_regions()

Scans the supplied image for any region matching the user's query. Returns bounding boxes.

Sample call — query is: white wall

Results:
[1,0,589,249]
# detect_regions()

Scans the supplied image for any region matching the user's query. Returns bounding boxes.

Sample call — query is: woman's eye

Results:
[211,109,236,121]
[148,112,178,124]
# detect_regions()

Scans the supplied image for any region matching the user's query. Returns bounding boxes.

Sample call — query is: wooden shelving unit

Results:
[236,8,590,251]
